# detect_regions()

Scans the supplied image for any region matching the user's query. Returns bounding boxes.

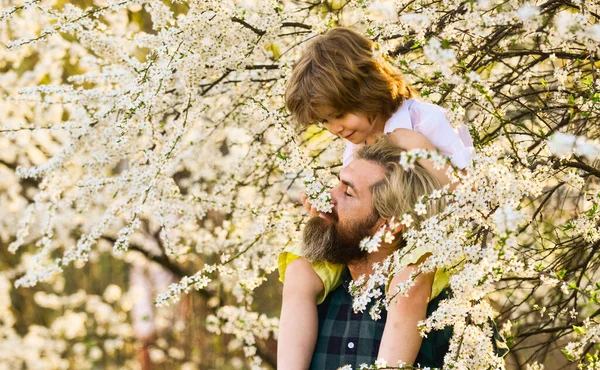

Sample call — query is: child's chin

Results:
[345,135,362,144]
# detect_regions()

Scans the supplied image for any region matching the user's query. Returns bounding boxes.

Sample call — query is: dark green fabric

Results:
[414,288,453,368]
[310,268,509,369]
[310,268,452,370]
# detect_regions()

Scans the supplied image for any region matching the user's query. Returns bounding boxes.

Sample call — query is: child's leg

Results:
[278,257,324,370]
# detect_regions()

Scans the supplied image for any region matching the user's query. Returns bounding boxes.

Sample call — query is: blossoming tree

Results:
[1,0,599,369]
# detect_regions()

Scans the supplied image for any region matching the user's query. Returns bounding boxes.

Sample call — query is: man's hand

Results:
[301,189,320,217]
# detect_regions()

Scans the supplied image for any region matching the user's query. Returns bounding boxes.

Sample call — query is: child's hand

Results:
[388,128,435,152]
[389,128,451,187]
[301,190,320,217]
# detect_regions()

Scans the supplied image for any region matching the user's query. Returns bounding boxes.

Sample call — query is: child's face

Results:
[319,108,375,144]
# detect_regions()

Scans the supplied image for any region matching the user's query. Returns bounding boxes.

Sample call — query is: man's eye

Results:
[344,191,352,197]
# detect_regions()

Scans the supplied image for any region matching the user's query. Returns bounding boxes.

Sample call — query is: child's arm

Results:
[278,257,324,370]
[409,102,475,170]
[377,263,435,366]
[388,128,452,187]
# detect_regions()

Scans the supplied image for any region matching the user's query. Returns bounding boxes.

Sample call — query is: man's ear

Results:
[388,221,403,236]
[384,218,403,236]
[371,217,387,234]
[371,217,403,235]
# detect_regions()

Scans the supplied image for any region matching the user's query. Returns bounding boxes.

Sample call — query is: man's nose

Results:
[328,185,341,205]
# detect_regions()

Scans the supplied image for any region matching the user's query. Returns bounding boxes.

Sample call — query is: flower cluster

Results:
[563,318,600,368]
[154,266,214,307]
[548,133,600,159]
[303,172,334,213]
[207,305,279,370]
[1,0,599,368]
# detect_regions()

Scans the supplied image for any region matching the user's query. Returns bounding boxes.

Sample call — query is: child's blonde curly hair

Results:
[285,27,415,128]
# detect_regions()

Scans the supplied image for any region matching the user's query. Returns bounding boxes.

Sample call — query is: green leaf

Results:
[556,269,567,279]
[586,203,598,217]
[562,349,575,362]
[573,325,586,335]
[586,352,599,363]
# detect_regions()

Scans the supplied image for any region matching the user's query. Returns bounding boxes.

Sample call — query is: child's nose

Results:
[327,122,344,135]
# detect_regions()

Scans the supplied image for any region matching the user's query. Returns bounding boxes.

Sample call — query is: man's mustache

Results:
[325,205,339,222]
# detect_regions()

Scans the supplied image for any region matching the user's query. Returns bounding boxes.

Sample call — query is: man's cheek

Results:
[335,219,353,236]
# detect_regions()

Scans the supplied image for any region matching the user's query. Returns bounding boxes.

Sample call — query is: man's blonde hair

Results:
[285,27,415,128]
[354,135,443,243]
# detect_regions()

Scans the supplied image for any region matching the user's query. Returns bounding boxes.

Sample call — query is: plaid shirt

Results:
[309,267,453,370]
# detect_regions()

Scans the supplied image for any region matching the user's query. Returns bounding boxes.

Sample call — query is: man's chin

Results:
[301,216,367,265]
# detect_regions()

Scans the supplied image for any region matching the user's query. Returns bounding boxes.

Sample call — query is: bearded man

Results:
[280,134,452,370]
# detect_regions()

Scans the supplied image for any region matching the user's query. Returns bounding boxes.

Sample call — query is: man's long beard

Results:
[302,213,379,265]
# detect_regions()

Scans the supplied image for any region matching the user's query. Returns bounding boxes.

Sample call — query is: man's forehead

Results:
[340,159,385,189]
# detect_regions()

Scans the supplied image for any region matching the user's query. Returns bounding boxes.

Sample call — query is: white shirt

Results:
[342,99,475,168]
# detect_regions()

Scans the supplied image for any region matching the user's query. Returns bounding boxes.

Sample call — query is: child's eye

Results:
[334,113,345,119]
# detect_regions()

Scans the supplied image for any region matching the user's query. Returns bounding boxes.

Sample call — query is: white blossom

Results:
[516,5,540,22]
[0,1,599,368]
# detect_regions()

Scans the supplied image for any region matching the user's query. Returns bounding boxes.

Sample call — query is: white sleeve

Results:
[410,102,475,169]
[343,142,355,167]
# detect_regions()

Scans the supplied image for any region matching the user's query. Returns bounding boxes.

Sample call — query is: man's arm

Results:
[377,263,435,367]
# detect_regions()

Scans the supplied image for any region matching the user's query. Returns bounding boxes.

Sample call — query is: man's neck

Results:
[347,246,395,281]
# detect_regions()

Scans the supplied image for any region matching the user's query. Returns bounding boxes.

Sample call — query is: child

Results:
[278,27,474,369]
